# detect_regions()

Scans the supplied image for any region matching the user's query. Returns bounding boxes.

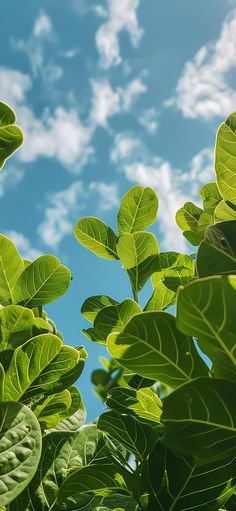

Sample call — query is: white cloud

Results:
[0,68,31,109]
[181,148,214,195]
[0,166,25,198]
[138,107,159,134]
[33,10,52,38]
[111,133,141,162]
[89,182,119,210]
[166,10,236,119]
[96,0,144,69]
[5,231,42,261]
[120,78,147,110]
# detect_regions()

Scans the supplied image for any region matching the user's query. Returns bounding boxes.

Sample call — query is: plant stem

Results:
[133,290,139,303]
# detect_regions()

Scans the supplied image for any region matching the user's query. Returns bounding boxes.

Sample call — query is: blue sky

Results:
[1,0,235,419]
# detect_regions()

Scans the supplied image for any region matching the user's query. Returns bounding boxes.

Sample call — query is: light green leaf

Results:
[85,299,141,345]
[12,255,71,307]
[152,252,195,291]
[81,295,118,323]
[3,334,85,402]
[0,233,24,305]
[176,275,236,383]
[117,232,158,293]
[156,449,236,511]
[176,202,203,231]
[117,185,158,235]
[0,102,23,171]
[33,389,72,429]
[108,311,207,388]
[57,464,129,511]
[106,387,162,424]
[214,200,236,222]
[0,305,35,350]
[197,221,236,277]
[144,282,176,311]
[48,391,86,432]
[199,181,222,210]
[74,217,118,260]
[0,401,41,507]
[98,411,159,461]
[215,111,236,205]
[162,377,236,465]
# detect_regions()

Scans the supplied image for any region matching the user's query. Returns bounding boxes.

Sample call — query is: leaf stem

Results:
[133,290,139,303]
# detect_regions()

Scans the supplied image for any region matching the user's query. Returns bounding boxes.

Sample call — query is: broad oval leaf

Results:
[162,377,236,465]
[152,251,195,291]
[199,181,222,210]
[81,295,118,323]
[0,305,35,350]
[176,275,236,383]
[0,102,23,171]
[0,401,41,506]
[108,311,207,388]
[117,185,158,235]
[197,221,236,277]
[215,111,236,205]
[12,255,71,307]
[33,389,73,429]
[2,334,85,402]
[106,387,162,424]
[74,217,118,260]
[214,200,236,222]
[0,233,24,305]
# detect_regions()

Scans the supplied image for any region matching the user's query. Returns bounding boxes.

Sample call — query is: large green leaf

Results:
[162,377,236,465]
[215,112,236,205]
[108,311,207,388]
[199,181,222,210]
[0,401,41,506]
[117,185,158,235]
[74,217,118,260]
[176,276,236,383]
[214,200,236,222]
[0,102,23,171]
[152,252,195,291]
[2,334,85,402]
[0,305,34,350]
[197,221,236,277]
[106,387,162,424]
[12,255,71,307]
[98,411,159,461]
[0,234,24,305]
[155,450,236,511]
[57,464,129,511]
[117,232,158,293]
[81,295,118,323]
[84,299,141,345]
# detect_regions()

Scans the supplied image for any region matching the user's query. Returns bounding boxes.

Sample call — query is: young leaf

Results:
[81,295,118,323]
[117,185,158,235]
[197,221,236,277]
[108,311,207,388]
[74,217,118,260]
[162,378,236,465]
[0,401,41,507]
[0,233,24,305]
[106,387,162,424]
[176,276,236,383]
[0,102,23,171]
[117,232,159,293]
[12,255,71,307]
[215,111,236,205]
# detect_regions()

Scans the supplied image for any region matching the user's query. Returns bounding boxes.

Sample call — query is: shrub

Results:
[0,101,235,510]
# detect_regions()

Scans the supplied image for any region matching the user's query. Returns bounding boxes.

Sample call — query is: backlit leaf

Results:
[74,217,118,260]
[215,112,236,205]
[0,102,23,171]
[0,234,24,305]
[117,185,158,235]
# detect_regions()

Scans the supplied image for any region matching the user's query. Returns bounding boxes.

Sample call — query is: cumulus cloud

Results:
[88,181,119,210]
[96,0,144,69]
[111,133,215,251]
[166,9,236,119]
[5,231,42,261]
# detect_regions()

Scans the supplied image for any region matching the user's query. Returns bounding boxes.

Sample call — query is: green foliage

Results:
[0,102,23,170]
[2,101,236,510]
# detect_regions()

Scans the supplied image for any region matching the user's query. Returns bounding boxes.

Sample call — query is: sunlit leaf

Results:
[74,217,118,260]
[117,185,158,235]
[0,102,23,171]
[215,112,236,205]
[214,200,236,222]
[106,387,162,424]
[197,221,236,277]
[0,234,24,305]
[199,181,222,210]
[81,295,118,323]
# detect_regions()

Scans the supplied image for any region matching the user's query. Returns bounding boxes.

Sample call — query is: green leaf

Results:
[12,255,71,307]
[0,102,23,171]
[152,252,195,291]
[74,217,118,260]
[0,305,35,350]
[176,202,203,231]
[33,389,73,429]
[98,411,159,461]
[48,393,86,432]
[176,276,236,383]
[197,222,236,277]
[85,299,141,345]
[214,200,236,222]
[199,181,222,210]
[108,311,207,388]
[57,464,129,511]
[2,334,85,402]
[162,377,236,465]
[117,185,158,235]
[215,112,236,205]
[0,233,24,305]
[144,282,176,311]
[106,387,162,424]
[156,449,236,511]
[117,232,159,293]
[81,295,118,323]
[0,401,41,507]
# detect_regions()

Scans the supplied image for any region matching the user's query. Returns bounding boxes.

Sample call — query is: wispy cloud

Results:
[88,181,119,210]
[96,0,144,69]
[166,9,236,119]
[138,108,159,134]
[5,231,42,261]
